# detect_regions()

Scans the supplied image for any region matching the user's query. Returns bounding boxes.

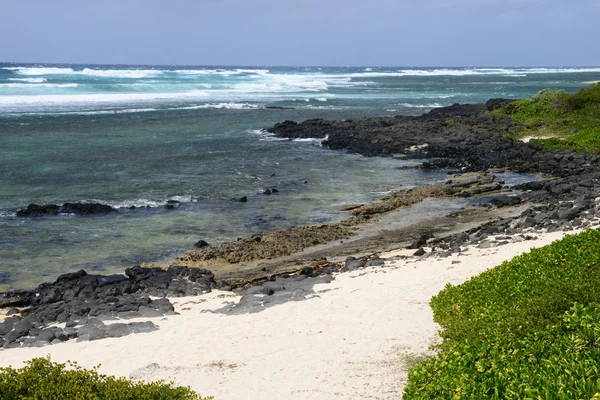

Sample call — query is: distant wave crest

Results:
[0,83,78,88]
[6,66,162,79]
[8,77,47,83]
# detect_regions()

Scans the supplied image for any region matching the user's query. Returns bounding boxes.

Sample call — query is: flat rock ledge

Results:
[178,174,505,267]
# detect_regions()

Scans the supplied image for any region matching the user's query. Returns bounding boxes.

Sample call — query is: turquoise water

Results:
[1,64,599,288]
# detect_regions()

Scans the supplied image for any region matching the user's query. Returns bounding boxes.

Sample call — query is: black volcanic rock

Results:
[16,202,117,217]
[267,103,598,176]
[61,203,116,215]
[194,240,211,249]
[16,204,60,217]
[0,265,221,348]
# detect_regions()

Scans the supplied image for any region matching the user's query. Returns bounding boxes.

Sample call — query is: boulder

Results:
[61,203,116,215]
[16,204,60,217]
[194,240,211,249]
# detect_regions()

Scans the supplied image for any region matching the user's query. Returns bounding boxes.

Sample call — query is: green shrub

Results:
[530,137,583,153]
[0,357,211,400]
[432,229,600,345]
[567,83,600,110]
[503,89,569,121]
[404,229,600,399]
[491,83,600,154]
[404,303,600,399]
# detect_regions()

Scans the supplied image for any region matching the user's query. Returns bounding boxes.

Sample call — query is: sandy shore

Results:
[0,228,581,399]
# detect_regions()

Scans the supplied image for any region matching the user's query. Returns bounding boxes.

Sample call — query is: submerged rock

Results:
[0,272,15,284]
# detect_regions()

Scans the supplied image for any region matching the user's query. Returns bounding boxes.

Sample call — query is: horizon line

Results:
[2,61,600,69]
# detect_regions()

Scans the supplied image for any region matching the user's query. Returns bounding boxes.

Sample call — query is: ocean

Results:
[1,64,599,289]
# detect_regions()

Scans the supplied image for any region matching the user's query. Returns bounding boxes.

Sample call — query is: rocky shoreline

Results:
[2,100,600,349]
[268,99,596,176]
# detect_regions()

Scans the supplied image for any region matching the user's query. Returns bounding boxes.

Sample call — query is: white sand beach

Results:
[0,229,582,399]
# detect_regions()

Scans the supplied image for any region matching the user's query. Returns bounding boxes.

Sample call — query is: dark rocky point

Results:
[268,103,598,177]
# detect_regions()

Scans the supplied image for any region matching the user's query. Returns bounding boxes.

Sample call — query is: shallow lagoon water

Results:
[1,65,598,288]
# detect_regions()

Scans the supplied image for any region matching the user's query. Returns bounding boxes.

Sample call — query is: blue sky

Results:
[1,0,598,66]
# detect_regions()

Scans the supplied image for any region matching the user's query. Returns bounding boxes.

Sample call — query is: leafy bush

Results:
[0,357,211,400]
[566,82,600,110]
[404,229,600,399]
[492,83,600,154]
[433,229,600,345]
[404,303,600,399]
[503,89,569,121]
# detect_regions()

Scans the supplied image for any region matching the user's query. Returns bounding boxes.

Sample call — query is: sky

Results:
[1,0,599,67]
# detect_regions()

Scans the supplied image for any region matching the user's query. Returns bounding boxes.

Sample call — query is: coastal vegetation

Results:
[403,84,600,397]
[0,357,210,400]
[492,83,600,154]
[403,228,600,398]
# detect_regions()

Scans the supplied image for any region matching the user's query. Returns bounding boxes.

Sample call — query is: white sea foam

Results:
[3,66,598,114]
[343,67,600,78]
[248,129,288,142]
[107,199,165,209]
[171,103,259,110]
[78,68,163,78]
[7,77,47,83]
[6,66,163,78]
[0,83,78,88]
[101,195,194,209]
[174,69,270,76]
[68,108,158,116]
[398,103,443,108]
[168,195,195,203]
[0,90,209,106]
[292,135,329,146]
[8,67,75,75]
[7,108,159,117]
[228,73,365,94]
[249,129,329,145]
[3,103,262,116]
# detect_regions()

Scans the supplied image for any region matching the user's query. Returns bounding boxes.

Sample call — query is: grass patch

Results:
[403,229,600,399]
[0,357,211,400]
[491,83,600,154]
